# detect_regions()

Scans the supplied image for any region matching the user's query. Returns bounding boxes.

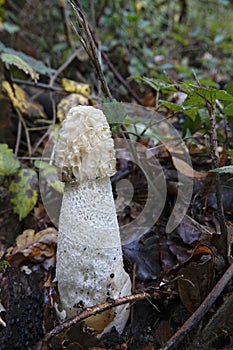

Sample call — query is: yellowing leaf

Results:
[9,168,38,220]
[2,81,46,118]
[35,160,64,193]
[57,93,89,122]
[0,144,20,176]
[62,78,91,95]
[1,52,39,82]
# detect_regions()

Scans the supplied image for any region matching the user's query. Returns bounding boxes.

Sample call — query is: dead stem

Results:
[207,100,227,260]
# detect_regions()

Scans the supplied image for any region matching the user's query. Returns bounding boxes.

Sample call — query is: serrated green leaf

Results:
[9,168,38,220]
[209,166,233,174]
[0,144,20,176]
[35,160,64,193]
[1,53,39,82]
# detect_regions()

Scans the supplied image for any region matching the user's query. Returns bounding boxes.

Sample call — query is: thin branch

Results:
[14,119,22,157]
[12,79,65,92]
[31,128,50,156]
[15,108,32,156]
[43,290,164,344]
[49,47,83,87]
[101,51,142,104]
[160,262,233,350]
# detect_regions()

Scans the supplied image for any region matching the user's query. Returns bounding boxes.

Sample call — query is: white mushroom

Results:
[54,105,131,335]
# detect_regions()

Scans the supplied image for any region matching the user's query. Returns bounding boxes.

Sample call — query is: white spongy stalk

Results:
[56,176,131,335]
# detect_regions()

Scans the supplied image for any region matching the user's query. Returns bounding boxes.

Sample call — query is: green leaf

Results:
[223,103,233,116]
[0,144,20,176]
[209,166,233,174]
[215,90,233,101]
[0,42,55,76]
[9,168,38,220]
[35,160,64,193]
[160,101,183,112]
[1,53,39,82]
[225,81,233,96]
[184,87,233,107]
[102,101,127,124]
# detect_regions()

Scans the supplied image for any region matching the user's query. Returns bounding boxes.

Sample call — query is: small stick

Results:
[43,290,164,343]
[49,48,83,87]
[15,108,32,156]
[101,51,142,104]
[160,262,233,350]
[14,119,22,157]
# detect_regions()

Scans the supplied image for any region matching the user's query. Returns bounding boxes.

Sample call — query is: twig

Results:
[49,48,83,87]
[12,79,65,92]
[160,262,233,350]
[42,290,164,343]
[15,108,32,156]
[31,128,50,155]
[101,51,142,104]
[14,119,22,157]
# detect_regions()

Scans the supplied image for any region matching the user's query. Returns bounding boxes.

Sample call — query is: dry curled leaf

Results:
[6,227,57,265]
[178,245,215,313]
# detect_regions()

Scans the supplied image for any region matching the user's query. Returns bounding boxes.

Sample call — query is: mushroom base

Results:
[56,177,132,335]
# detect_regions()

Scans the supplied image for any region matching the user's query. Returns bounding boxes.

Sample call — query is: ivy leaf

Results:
[1,53,39,82]
[35,160,64,193]
[0,144,20,176]
[209,166,233,174]
[9,169,38,220]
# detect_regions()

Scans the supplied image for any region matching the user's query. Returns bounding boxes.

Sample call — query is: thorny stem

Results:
[206,100,227,260]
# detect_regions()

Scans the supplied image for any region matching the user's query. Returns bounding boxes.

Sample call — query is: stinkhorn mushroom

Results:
[54,105,131,335]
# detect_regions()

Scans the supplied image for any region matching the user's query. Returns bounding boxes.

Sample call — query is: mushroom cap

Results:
[54,106,116,183]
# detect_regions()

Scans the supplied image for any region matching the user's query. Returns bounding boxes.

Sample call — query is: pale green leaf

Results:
[1,53,39,82]
[102,101,127,124]
[223,103,233,116]
[0,144,20,176]
[10,169,38,220]
[0,41,55,76]
[160,101,183,112]
[209,166,233,174]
